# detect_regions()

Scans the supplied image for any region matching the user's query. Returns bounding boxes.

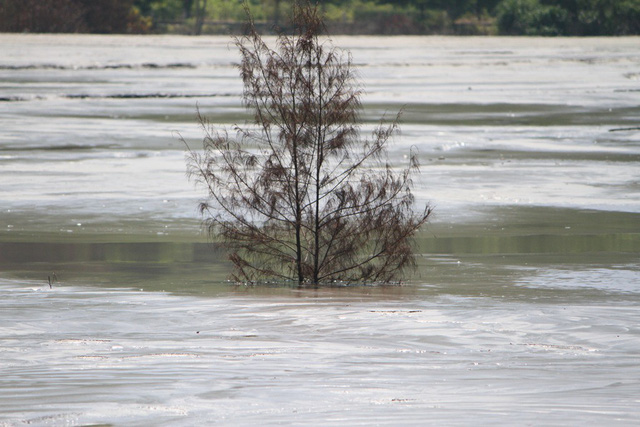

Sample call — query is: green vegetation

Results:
[496,0,640,35]
[1,0,638,35]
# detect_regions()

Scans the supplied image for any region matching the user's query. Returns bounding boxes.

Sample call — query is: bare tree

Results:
[185,2,431,285]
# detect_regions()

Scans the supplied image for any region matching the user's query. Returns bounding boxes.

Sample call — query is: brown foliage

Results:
[185,2,431,285]
[0,0,84,33]
[0,0,148,33]
[76,0,135,34]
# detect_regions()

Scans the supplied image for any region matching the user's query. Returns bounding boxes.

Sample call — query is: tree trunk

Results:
[183,0,194,19]
[312,51,323,285]
[274,0,281,29]
[293,141,304,286]
[194,0,207,35]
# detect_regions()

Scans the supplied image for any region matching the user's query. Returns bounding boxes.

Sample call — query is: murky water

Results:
[1,34,639,425]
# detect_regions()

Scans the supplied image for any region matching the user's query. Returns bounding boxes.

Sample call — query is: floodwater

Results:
[1,34,639,425]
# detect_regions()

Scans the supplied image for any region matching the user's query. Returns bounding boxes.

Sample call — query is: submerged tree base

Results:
[230,277,411,289]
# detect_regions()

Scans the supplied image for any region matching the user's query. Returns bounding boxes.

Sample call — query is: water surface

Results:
[1,34,639,425]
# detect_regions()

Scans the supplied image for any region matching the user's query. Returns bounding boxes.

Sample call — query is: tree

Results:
[77,0,136,33]
[0,0,149,33]
[0,0,84,32]
[185,2,431,285]
[193,0,208,34]
[495,0,566,35]
[183,0,194,18]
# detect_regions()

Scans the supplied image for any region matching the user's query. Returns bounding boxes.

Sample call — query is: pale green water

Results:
[0,34,639,425]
